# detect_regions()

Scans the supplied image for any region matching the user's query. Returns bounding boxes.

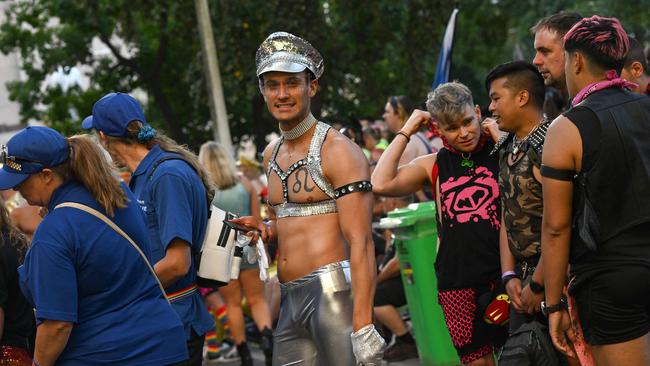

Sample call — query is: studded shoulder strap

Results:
[527,118,552,157]
[490,133,513,156]
[306,122,336,199]
[267,137,284,178]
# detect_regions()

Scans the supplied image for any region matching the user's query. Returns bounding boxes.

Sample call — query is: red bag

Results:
[483,293,511,326]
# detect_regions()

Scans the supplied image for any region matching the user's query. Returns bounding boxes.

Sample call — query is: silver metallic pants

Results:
[273,260,356,366]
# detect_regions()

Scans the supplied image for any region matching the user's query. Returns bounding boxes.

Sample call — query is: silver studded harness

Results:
[267,122,373,218]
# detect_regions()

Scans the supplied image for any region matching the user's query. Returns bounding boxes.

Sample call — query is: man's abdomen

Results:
[275,213,349,283]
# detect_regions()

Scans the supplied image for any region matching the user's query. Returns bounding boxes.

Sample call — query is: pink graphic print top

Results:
[440,166,500,229]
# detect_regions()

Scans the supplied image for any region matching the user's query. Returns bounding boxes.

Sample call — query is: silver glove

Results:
[350,324,386,365]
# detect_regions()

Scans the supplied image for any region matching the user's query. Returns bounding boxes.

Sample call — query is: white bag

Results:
[196,204,241,288]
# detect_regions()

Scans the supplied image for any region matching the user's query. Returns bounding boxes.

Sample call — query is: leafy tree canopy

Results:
[0,0,647,150]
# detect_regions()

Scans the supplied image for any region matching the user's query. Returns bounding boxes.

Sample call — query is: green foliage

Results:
[0,0,209,147]
[0,0,648,150]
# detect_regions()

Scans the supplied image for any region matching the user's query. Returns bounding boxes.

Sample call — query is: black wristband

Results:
[396,131,410,143]
[502,274,519,287]
[529,279,545,294]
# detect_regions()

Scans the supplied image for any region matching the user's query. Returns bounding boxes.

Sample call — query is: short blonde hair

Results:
[426,82,474,126]
[199,141,238,190]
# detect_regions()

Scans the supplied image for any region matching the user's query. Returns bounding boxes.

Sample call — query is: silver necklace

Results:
[280,113,317,140]
[512,119,545,154]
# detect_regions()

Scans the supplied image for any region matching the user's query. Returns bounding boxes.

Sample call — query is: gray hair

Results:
[426,82,474,125]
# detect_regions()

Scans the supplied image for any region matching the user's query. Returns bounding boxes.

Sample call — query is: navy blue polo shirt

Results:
[129,145,212,339]
[18,181,188,365]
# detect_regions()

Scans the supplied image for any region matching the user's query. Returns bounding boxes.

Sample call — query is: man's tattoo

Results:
[292,167,315,193]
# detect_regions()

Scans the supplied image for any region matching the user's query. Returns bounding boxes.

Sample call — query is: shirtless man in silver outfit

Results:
[232,32,385,365]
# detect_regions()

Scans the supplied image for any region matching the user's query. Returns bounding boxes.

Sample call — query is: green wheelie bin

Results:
[379,202,459,366]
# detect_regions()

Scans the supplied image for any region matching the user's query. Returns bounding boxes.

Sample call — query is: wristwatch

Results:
[529,279,545,294]
[541,298,567,317]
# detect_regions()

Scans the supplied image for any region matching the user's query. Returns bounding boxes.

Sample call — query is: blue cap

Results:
[82,92,148,137]
[81,115,93,129]
[0,126,70,190]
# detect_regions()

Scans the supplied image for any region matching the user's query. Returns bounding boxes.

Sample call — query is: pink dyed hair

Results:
[564,15,629,67]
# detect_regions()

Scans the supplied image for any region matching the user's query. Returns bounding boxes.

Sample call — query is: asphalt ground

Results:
[203,343,421,366]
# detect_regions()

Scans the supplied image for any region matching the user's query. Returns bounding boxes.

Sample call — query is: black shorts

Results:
[573,265,650,345]
[374,276,406,308]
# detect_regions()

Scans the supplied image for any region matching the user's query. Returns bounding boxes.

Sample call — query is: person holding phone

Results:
[82,93,214,366]
[230,32,385,365]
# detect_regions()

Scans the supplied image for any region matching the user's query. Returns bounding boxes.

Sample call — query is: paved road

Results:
[204,344,421,366]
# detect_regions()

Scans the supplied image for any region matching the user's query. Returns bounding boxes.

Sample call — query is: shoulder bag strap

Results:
[147,156,185,182]
[54,202,169,303]
[146,155,212,215]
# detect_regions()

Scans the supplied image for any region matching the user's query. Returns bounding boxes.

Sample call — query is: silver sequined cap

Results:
[255,32,324,79]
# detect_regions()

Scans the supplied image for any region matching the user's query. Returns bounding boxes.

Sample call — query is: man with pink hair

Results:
[541,15,650,366]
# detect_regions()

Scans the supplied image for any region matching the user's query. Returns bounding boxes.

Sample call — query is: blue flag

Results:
[432,8,459,89]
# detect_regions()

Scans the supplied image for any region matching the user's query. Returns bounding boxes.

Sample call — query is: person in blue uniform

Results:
[0,126,188,366]
[82,93,213,366]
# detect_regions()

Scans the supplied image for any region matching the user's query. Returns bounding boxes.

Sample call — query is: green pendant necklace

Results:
[461,153,474,168]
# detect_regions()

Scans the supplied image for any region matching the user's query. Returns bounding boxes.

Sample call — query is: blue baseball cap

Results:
[81,115,94,130]
[82,92,148,137]
[0,126,70,190]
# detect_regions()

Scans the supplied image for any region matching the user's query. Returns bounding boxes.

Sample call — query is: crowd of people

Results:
[0,10,649,366]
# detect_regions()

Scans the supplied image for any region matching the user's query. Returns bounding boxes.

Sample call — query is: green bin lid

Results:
[379,201,437,229]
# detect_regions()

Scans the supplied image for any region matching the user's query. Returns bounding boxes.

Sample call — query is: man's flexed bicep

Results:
[372,109,436,197]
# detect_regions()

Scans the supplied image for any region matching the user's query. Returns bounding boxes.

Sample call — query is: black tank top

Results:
[434,141,501,290]
[563,89,650,285]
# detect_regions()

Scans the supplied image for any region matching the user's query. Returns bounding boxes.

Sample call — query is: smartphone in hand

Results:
[223,220,260,233]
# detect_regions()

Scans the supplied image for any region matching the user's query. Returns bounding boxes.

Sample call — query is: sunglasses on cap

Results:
[0,144,46,173]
